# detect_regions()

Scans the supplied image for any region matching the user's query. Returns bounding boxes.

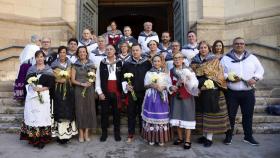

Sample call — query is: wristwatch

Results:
[252,77,259,82]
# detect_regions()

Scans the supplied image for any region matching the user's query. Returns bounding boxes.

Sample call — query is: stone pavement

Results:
[0,134,279,158]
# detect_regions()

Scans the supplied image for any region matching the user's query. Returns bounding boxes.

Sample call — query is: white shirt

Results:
[221,52,264,91]
[19,44,40,64]
[89,49,106,68]
[181,43,199,62]
[78,41,98,54]
[67,52,78,64]
[138,31,159,54]
[95,58,117,95]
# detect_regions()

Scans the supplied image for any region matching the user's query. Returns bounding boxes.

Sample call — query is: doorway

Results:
[98,1,173,40]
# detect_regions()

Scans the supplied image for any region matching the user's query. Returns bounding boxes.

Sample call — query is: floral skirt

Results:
[20,122,52,145]
[142,121,172,143]
[52,120,78,140]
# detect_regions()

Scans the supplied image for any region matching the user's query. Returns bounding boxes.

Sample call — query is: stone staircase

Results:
[0,81,280,134]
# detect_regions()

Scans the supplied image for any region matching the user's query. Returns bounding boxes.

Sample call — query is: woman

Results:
[141,55,172,146]
[20,50,55,149]
[14,35,40,101]
[71,46,97,142]
[51,46,78,144]
[117,42,131,64]
[96,45,123,142]
[144,40,161,61]
[212,40,225,57]
[191,41,229,147]
[105,21,123,47]
[169,52,198,149]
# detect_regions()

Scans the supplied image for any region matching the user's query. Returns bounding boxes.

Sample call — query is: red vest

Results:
[170,71,191,99]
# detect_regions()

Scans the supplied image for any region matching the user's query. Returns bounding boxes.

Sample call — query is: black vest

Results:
[99,60,123,95]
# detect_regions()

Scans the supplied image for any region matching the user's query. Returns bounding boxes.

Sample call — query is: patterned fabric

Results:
[142,122,172,143]
[14,63,32,100]
[195,92,230,134]
[20,122,52,145]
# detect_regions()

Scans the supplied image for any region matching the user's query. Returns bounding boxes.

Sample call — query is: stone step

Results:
[0,106,24,114]
[0,92,14,98]
[0,114,23,123]
[0,98,22,106]
[0,123,20,133]
[255,97,280,106]
[0,81,13,92]
[235,123,280,134]
[236,114,280,124]
[255,90,271,97]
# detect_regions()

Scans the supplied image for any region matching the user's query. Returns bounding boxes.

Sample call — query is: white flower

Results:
[59,70,68,77]
[151,74,159,83]
[228,71,238,81]
[88,71,95,77]
[204,79,215,89]
[88,79,94,83]
[124,73,134,78]
[27,76,38,84]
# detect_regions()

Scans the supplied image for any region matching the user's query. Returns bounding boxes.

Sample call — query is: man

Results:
[39,37,56,66]
[221,37,264,146]
[165,41,181,70]
[138,22,159,54]
[122,43,152,143]
[67,38,78,64]
[117,26,137,52]
[181,31,199,62]
[78,28,98,53]
[158,31,172,55]
[19,35,41,64]
[90,36,107,69]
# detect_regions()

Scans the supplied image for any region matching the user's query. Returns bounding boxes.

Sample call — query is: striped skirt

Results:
[196,94,230,134]
[142,121,173,143]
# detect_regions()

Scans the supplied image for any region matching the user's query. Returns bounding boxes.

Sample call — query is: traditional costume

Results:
[138,31,159,54]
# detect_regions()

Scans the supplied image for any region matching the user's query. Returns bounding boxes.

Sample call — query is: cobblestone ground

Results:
[0,134,279,158]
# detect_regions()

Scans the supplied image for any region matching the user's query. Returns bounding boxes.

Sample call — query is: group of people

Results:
[15,21,264,150]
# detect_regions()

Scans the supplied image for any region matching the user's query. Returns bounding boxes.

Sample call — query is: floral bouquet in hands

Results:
[27,76,44,104]
[58,70,69,100]
[81,71,95,97]
[124,73,137,101]
[151,74,165,101]
[228,71,255,89]
[203,79,215,89]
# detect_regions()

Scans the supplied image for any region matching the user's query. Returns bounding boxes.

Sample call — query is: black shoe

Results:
[100,134,107,142]
[184,142,192,149]
[223,134,232,145]
[203,139,213,147]
[197,136,207,144]
[114,135,121,141]
[173,139,183,145]
[243,137,259,146]
[37,143,45,149]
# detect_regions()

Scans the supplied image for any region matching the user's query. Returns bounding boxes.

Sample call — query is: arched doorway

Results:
[98,1,173,39]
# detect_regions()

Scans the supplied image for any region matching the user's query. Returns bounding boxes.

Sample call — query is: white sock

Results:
[206,133,213,141]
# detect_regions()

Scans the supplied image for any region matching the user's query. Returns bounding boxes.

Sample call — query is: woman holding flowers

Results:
[190,41,229,147]
[141,55,172,146]
[20,50,55,149]
[169,52,198,149]
[51,46,77,144]
[71,46,97,142]
[96,45,123,142]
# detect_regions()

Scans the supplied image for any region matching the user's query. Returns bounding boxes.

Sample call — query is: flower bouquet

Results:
[81,71,95,97]
[124,73,137,101]
[151,74,165,101]
[27,76,44,104]
[58,70,69,100]
[203,79,215,89]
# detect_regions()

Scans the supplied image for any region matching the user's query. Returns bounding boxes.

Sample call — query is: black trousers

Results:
[127,91,145,136]
[100,92,120,136]
[225,89,255,138]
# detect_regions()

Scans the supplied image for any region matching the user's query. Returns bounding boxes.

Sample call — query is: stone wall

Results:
[187,0,280,47]
[0,0,77,48]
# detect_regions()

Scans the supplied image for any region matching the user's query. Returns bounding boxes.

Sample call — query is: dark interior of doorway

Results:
[98,5,173,39]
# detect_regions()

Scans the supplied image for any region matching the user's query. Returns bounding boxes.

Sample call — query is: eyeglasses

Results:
[174,57,183,60]
[42,41,50,43]
[172,45,179,47]
[234,43,245,45]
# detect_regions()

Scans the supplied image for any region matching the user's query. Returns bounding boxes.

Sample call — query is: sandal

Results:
[173,139,183,145]
[184,142,192,149]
